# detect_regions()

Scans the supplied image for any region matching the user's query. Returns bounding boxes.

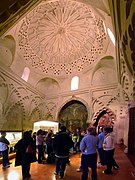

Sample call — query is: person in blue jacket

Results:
[80,126,99,180]
[97,126,106,166]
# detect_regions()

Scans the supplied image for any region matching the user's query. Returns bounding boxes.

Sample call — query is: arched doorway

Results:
[58,100,88,131]
[93,109,115,133]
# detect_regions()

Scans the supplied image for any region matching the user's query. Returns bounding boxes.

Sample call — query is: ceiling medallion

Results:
[19,0,106,76]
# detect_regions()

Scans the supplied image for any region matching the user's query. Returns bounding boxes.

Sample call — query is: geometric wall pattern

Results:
[18,0,107,76]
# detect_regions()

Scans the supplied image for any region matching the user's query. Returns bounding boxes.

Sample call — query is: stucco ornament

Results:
[19,0,106,75]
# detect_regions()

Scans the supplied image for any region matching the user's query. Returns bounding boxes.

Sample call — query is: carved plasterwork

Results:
[18,0,107,76]
[0,70,47,130]
[36,77,60,95]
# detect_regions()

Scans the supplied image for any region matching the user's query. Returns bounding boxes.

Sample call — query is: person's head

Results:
[76,127,81,132]
[87,126,96,136]
[81,130,86,136]
[1,131,6,137]
[29,130,32,135]
[60,126,66,132]
[23,131,31,139]
[33,132,36,137]
[99,126,104,133]
[46,130,53,138]
[37,129,43,135]
[104,127,113,134]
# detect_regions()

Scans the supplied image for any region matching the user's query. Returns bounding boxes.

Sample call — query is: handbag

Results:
[26,144,35,154]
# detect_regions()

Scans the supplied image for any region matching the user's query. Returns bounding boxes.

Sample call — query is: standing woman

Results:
[103,127,119,175]
[45,130,53,163]
[36,129,44,164]
[15,131,37,180]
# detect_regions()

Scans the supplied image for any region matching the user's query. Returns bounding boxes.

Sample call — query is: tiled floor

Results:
[0,145,135,180]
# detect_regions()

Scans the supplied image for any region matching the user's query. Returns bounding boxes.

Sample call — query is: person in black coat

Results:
[15,131,37,180]
[45,130,54,163]
[53,126,73,179]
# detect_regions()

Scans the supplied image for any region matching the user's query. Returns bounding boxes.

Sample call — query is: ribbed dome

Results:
[18,0,107,76]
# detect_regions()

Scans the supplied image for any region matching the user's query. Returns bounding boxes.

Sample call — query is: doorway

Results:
[127,107,135,166]
[58,100,88,131]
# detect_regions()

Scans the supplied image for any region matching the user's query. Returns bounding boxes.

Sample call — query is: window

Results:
[21,67,30,82]
[71,76,79,90]
[107,28,115,46]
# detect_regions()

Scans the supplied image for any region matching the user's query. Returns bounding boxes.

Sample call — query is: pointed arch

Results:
[92,107,116,126]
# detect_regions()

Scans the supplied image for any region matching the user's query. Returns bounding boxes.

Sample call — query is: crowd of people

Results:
[0,125,120,180]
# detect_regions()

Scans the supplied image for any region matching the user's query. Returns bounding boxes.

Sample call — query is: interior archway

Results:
[58,100,88,131]
[93,109,115,133]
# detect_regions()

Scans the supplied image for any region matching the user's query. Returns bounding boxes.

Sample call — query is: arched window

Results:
[21,67,30,82]
[107,28,115,46]
[71,76,79,90]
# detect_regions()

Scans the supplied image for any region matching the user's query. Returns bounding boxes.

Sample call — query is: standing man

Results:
[97,127,106,166]
[0,131,11,169]
[80,126,99,180]
[53,126,73,179]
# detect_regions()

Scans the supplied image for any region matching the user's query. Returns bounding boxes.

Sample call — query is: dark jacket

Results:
[15,135,37,166]
[0,136,10,145]
[0,136,10,151]
[53,132,73,158]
